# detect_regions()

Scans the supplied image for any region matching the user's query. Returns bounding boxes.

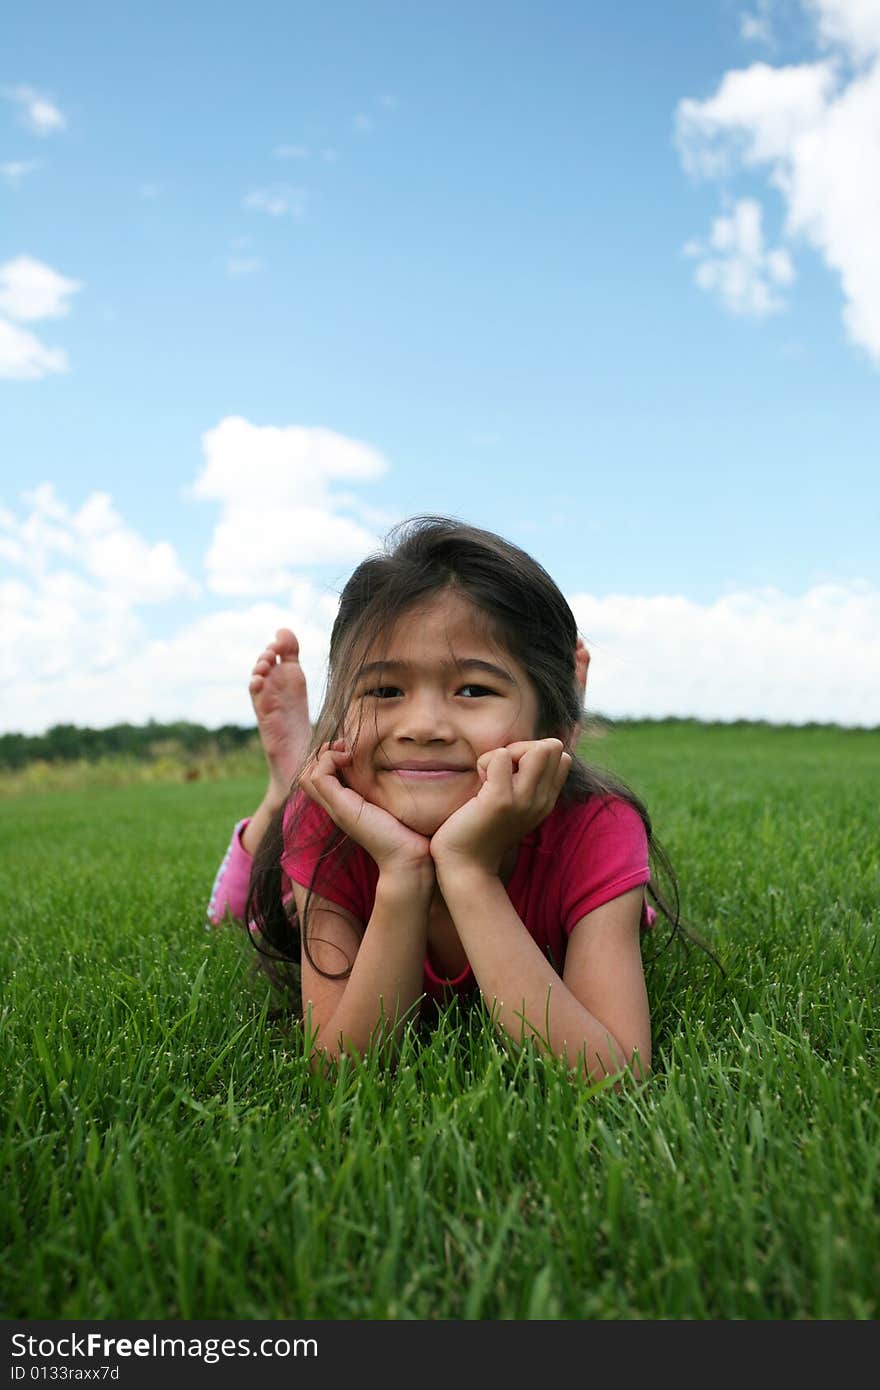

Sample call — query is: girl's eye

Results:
[362,686,402,699]
[457,684,494,698]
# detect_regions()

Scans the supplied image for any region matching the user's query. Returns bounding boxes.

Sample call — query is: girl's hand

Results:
[299,741,435,880]
[429,738,572,877]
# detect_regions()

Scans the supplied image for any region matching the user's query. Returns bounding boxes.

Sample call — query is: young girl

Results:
[210,516,677,1084]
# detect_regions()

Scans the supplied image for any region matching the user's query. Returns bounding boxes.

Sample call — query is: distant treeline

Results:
[1,714,875,771]
[0,721,258,770]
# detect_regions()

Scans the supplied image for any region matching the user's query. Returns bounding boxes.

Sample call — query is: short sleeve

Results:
[558,797,651,936]
[280,790,376,922]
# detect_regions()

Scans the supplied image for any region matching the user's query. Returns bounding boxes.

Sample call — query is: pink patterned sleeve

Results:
[206,819,254,927]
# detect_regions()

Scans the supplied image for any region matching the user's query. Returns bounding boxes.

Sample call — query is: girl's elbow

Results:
[579,1035,651,1090]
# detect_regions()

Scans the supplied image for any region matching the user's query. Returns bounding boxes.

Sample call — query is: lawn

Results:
[1,721,877,1319]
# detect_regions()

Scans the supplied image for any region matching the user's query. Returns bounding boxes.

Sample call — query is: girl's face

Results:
[342,589,541,837]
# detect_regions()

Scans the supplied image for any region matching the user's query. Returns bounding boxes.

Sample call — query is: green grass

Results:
[1,722,877,1319]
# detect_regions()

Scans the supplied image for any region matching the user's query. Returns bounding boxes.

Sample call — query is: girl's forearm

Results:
[307,871,432,1065]
[240,788,286,857]
[436,865,635,1082]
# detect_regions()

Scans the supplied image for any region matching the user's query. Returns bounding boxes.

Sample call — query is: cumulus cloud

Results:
[0,255,82,379]
[0,581,338,733]
[675,0,880,361]
[0,425,387,746]
[3,421,876,734]
[190,416,391,595]
[0,317,68,379]
[0,255,82,321]
[112,596,336,729]
[806,0,880,62]
[3,558,878,733]
[684,197,795,315]
[0,486,211,732]
[2,84,66,136]
[570,581,880,727]
[676,61,836,178]
[0,484,198,605]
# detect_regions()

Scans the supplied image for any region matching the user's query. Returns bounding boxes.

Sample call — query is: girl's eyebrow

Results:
[358,658,515,684]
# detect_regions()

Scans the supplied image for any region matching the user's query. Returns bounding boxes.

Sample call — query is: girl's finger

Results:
[485,746,515,795]
[497,741,532,769]
[298,768,329,814]
[300,745,350,794]
[514,739,563,799]
[552,751,572,797]
[539,745,569,802]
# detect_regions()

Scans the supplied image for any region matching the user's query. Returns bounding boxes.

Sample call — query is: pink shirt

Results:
[207,794,654,1007]
[277,791,654,1006]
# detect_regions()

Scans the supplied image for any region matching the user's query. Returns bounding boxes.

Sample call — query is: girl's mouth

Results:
[385,763,470,779]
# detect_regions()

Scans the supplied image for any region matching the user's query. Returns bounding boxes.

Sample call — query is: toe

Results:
[274,628,300,661]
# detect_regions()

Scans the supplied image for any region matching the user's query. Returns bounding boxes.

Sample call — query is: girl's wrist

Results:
[376,861,436,899]
[264,778,290,813]
[432,854,501,892]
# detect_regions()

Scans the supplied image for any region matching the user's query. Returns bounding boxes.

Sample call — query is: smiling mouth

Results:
[384,765,470,779]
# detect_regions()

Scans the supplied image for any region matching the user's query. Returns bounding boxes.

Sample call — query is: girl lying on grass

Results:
[208,515,687,1084]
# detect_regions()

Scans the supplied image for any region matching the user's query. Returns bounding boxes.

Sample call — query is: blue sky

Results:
[2,0,879,733]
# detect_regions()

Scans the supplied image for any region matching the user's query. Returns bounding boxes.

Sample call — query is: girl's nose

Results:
[395,691,454,742]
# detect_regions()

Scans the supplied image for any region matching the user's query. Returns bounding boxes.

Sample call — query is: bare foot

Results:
[249,629,312,801]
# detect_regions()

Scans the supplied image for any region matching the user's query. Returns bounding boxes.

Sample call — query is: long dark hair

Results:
[246,515,706,1002]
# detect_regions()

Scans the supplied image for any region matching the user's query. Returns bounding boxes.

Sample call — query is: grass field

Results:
[1,721,877,1320]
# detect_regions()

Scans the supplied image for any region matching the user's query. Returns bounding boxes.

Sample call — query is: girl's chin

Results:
[395,807,451,836]
[369,780,474,836]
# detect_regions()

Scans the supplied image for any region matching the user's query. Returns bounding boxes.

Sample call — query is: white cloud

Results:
[0,583,337,733]
[0,484,198,604]
[2,84,66,136]
[570,581,880,727]
[108,596,337,729]
[0,255,82,321]
[3,556,878,733]
[684,197,795,316]
[0,257,83,379]
[675,3,880,361]
[75,492,200,603]
[190,416,389,596]
[242,186,307,218]
[353,114,373,132]
[2,475,877,733]
[0,316,67,378]
[675,61,836,178]
[0,160,41,185]
[0,488,211,732]
[0,571,138,697]
[806,0,880,62]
